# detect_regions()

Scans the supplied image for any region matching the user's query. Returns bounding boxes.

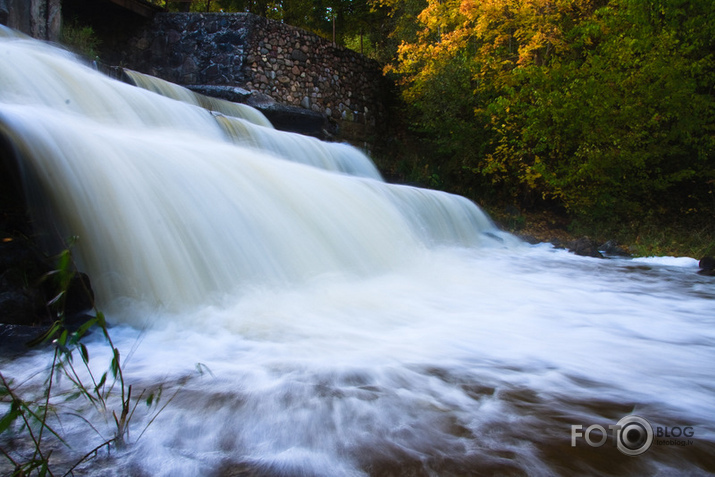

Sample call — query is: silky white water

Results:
[123,68,384,180]
[1,27,713,476]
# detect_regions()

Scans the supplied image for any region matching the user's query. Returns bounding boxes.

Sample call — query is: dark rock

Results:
[290,49,308,62]
[699,256,715,270]
[186,85,332,138]
[0,237,50,326]
[0,1,8,26]
[216,31,245,45]
[698,256,715,276]
[0,234,94,327]
[257,102,331,139]
[204,21,220,34]
[484,232,505,244]
[599,240,631,258]
[168,51,183,68]
[216,41,237,53]
[0,311,95,357]
[187,84,252,103]
[167,29,182,44]
[202,63,221,80]
[567,236,604,258]
[0,324,50,357]
[516,234,540,245]
[0,289,42,325]
[64,272,95,316]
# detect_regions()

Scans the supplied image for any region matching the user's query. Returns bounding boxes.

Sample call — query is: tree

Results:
[212,0,393,51]
[386,0,715,227]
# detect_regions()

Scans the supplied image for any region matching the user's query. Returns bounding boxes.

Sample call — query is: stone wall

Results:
[0,0,61,41]
[109,13,390,144]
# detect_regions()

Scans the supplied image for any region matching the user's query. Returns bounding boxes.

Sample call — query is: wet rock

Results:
[0,324,50,357]
[0,289,42,325]
[516,234,540,245]
[0,235,95,327]
[0,239,49,325]
[0,241,94,326]
[0,313,95,357]
[64,272,95,316]
[550,238,565,249]
[599,240,631,258]
[188,84,252,103]
[257,102,331,139]
[0,2,8,26]
[566,236,604,258]
[0,249,96,353]
[698,256,715,276]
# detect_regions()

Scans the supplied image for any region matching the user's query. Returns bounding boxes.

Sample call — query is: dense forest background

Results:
[145,0,714,254]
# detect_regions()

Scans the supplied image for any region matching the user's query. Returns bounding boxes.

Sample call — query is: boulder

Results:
[517,234,541,245]
[0,239,49,326]
[599,240,631,258]
[0,324,51,357]
[187,84,252,104]
[186,85,333,139]
[257,102,332,139]
[0,238,96,327]
[566,237,604,258]
[0,289,42,326]
[698,256,715,276]
[63,272,95,317]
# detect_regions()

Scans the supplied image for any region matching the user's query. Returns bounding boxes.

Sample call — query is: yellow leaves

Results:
[418,0,466,34]
[459,0,476,16]
[523,163,543,189]
[391,0,595,118]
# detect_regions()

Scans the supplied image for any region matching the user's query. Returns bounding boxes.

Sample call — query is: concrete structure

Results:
[0,0,61,41]
[105,13,390,144]
[2,1,391,145]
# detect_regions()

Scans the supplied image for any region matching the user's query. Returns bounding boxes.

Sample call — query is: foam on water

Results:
[3,246,714,476]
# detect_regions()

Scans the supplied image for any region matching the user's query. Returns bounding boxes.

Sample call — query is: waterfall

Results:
[123,68,385,179]
[1,26,714,477]
[122,68,275,129]
[0,30,506,310]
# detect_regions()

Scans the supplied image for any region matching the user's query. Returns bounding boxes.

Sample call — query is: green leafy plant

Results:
[385,0,715,239]
[60,20,101,59]
[0,238,178,476]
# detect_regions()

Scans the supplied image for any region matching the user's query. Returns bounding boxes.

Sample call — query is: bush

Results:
[60,20,101,59]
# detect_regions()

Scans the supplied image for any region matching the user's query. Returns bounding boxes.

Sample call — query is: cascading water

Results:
[122,68,276,129]
[123,68,385,179]
[1,26,714,476]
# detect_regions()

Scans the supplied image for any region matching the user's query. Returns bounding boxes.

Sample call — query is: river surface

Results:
[3,249,714,476]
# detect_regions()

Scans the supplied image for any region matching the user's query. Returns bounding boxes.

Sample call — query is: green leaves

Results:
[389,0,714,227]
[110,348,121,380]
[26,320,63,347]
[0,401,21,435]
[1,240,189,476]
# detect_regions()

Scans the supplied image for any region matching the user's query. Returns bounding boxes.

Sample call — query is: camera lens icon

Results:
[616,415,653,456]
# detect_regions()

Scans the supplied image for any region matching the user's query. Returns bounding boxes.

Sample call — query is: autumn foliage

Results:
[382,0,715,228]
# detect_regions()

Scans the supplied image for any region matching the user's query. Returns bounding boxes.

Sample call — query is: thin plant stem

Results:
[33,347,59,467]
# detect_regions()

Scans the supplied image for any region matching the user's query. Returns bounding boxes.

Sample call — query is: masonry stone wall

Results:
[113,12,389,143]
[1,0,61,41]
